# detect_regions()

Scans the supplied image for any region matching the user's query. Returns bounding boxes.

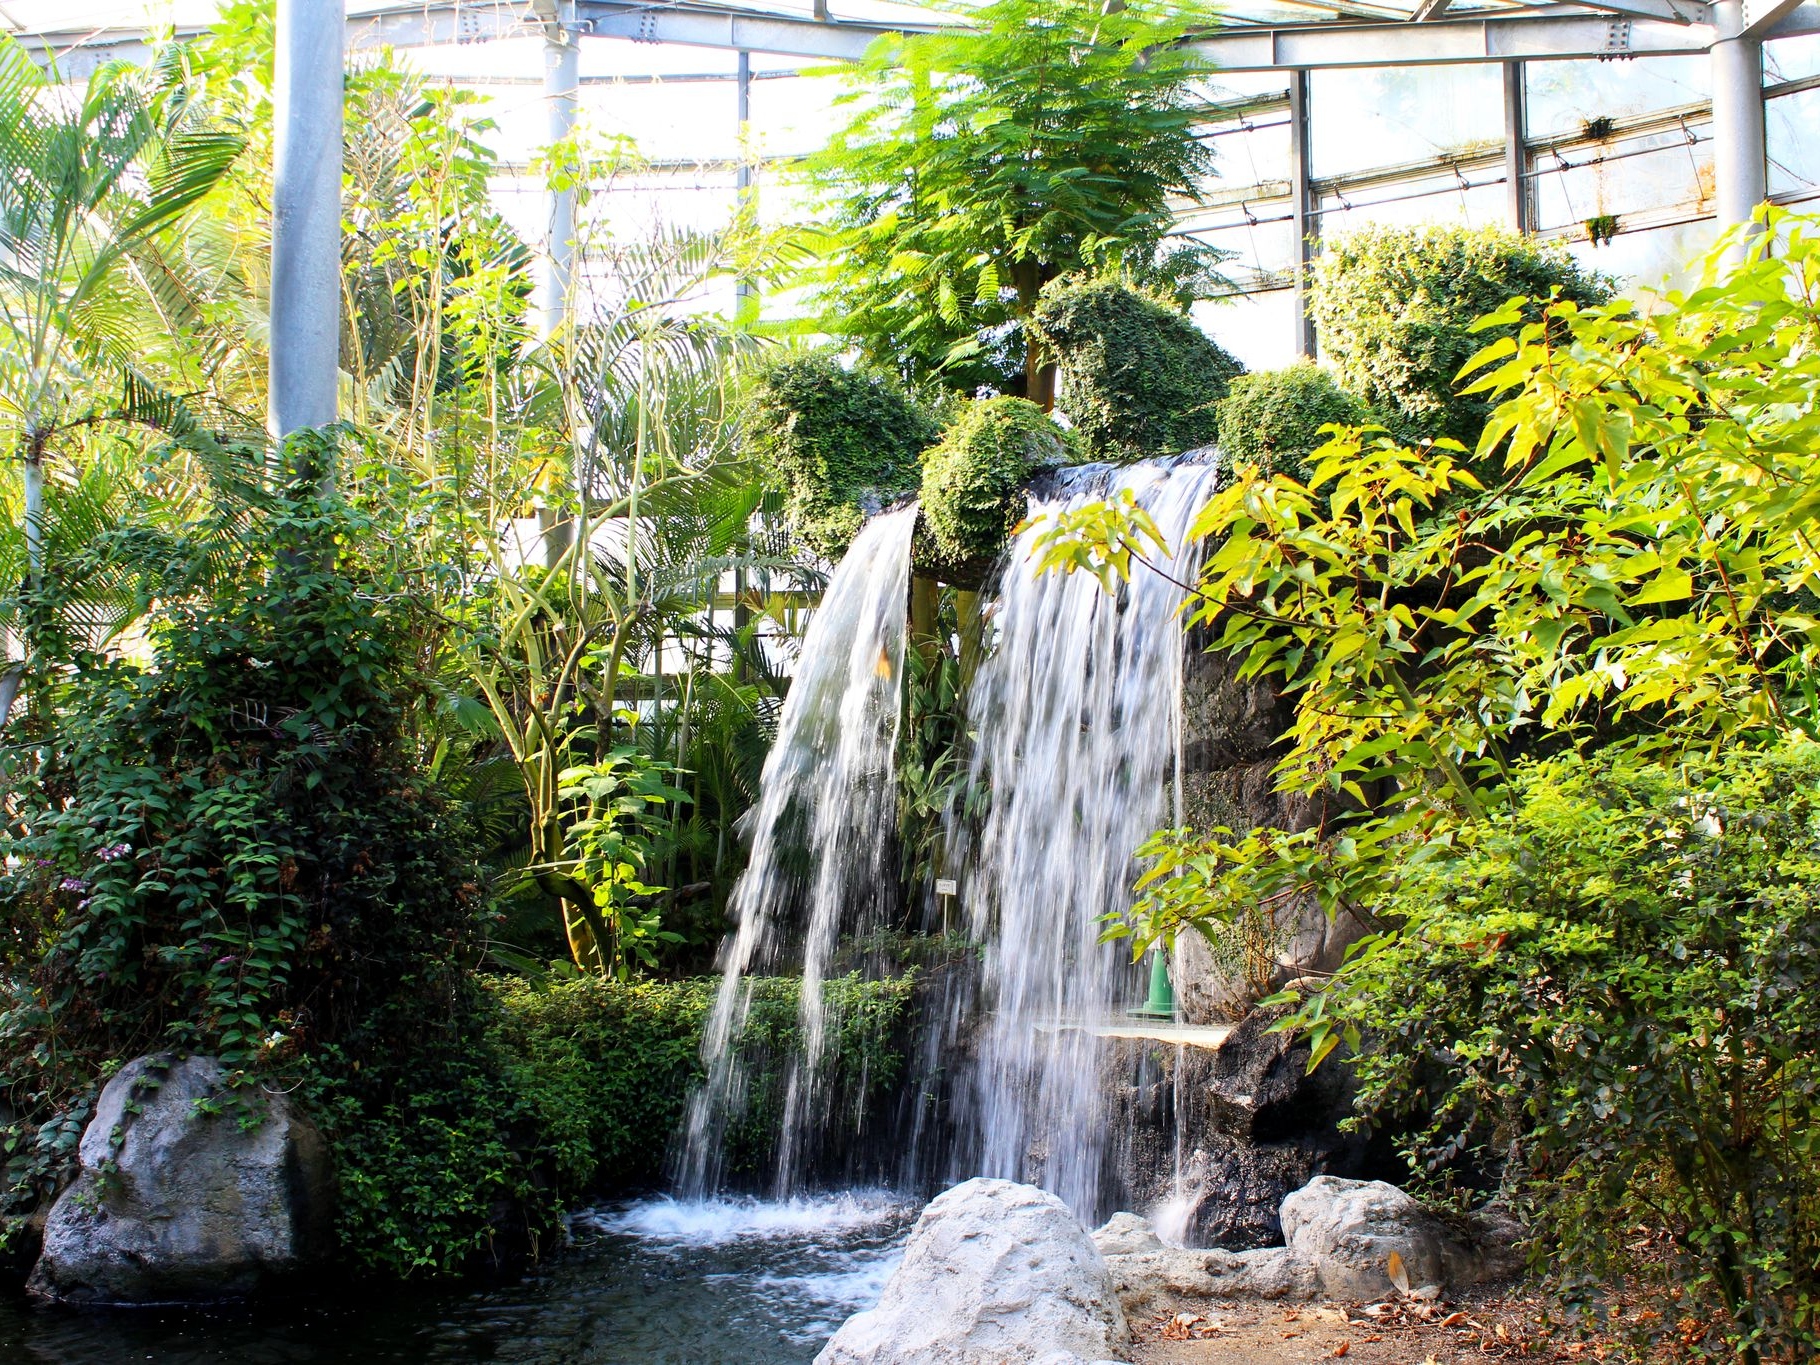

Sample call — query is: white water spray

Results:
[678,505,919,1196]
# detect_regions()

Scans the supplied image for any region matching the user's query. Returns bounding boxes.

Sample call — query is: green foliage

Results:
[1308,224,1609,447]
[1030,278,1242,464]
[744,349,942,560]
[1215,363,1368,481]
[920,397,1077,574]
[1341,746,1820,1361]
[493,972,918,1189]
[1028,210,1820,1360]
[0,478,521,1269]
[804,0,1222,395]
[548,749,691,979]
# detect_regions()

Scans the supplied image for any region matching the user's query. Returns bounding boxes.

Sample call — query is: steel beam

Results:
[1289,70,1317,358]
[1710,0,1768,247]
[1741,0,1807,33]
[535,4,581,338]
[1185,12,1715,66]
[1503,60,1529,231]
[269,0,344,448]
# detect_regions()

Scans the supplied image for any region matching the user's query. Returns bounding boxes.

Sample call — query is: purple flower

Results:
[96,844,131,862]
[59,878,88,894]
[77,898,93,911]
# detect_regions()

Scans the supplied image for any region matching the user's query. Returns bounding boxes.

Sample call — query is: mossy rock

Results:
[1309,224,1611,449]
[743,350,943,561]
[918,397,1078,581]
[1216,363,1370,482]
[1031,278,1243,464]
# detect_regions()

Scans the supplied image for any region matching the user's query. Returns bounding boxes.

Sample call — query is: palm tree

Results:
[0,37,242,716]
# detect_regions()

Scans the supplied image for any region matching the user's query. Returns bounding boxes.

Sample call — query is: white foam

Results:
[574,1191,911,1247]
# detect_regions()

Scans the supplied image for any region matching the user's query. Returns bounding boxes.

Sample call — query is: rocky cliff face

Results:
[1171,636,1370,1022]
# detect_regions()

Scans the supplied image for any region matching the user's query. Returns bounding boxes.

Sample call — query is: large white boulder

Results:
[1104,1244,1320,1315]
[29,1053,335,1304]
[816,1178,1129,1365]
[1280,1175,1489,1300]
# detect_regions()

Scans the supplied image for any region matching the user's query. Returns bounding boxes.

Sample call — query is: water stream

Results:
[943,457,1220,1222]
[677,506,919,1198]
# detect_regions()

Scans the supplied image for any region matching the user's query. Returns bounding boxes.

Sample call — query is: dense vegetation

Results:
[1038,210,1820,1360]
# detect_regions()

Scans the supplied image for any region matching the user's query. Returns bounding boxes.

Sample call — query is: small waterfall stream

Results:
[944,458,1220,1221]
[678,506,919,1198]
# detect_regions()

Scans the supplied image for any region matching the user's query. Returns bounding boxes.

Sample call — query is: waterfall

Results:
[677,504,918,1198]
[946,457,1219,1221]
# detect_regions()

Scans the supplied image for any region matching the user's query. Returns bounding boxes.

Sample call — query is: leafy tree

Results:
[0,37,242,694]
[804,0,1221,402]
[1029,209,1820,1360]
[1308,224,1609,447]
[1031,278,1242,463]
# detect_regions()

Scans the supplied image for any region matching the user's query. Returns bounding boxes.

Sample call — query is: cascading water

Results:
[677,505,919,1198]
[942,457,1219,1221]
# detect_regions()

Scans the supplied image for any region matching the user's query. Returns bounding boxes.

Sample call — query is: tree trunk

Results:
[909,574,942,668]
[955,588,985,688]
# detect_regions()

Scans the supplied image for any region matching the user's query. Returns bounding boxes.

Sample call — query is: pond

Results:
[0,1191,914,1365]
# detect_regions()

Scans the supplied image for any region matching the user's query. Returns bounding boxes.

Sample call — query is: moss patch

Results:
[919,397,1078,578]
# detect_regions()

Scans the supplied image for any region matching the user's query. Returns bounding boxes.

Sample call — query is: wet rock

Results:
[1091,1211,1164,1256]
[1280,1176,1492,1300]
[29,1053,335,1305]
[816,1177,1129,1365]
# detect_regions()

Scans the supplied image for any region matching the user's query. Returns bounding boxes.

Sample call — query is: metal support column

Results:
[269,0,344,448]
[735,49,755,319]
[1503,60,1529,233]
[537,7,581,338]
[1711,0,1768,251]
[1288,68,1316,359]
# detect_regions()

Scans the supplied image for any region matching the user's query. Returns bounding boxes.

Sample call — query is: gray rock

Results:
[1091,1211,1164,1257]
[816,1178,1129,1365]
[1280,1175,1489,1301]
[29,1053,335,1304]
[1104,1245,1320,1315]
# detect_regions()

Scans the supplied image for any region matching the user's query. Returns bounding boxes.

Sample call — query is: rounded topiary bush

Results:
[1030,277,1243,464]
[744,349,943,561]
[1216,363,1369,480]
[920,397,1077,576]
[1310,225,1611,448]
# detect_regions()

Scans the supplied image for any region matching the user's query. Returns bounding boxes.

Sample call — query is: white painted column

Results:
[536,18,581,338]
[1711,0,1768,250]
[269,0,344,446]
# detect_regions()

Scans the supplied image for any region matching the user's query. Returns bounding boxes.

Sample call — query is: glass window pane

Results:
[1562,219,1715,296]
[1309,64,1504,178]
[1530,122,1713,232]
[1181,220,1298,292]
[1525,57,1710,140]
[1317,177,1508,236]
[748,72,844,159]
[1191,290,1300,374]
[1768,86,1820,198]
[1765,34,1820,85]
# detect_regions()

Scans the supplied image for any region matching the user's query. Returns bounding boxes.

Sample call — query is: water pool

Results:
[0,1191,914,1365]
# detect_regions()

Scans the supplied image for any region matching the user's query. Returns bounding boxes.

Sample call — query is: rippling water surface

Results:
[0,1192,914,1365]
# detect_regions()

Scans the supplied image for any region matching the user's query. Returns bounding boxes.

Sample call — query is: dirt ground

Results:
[1127,1288,1632,1364]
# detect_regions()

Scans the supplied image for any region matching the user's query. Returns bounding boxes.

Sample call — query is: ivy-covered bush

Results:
[1215,363,1368,481]
[919,396,1077,576]
[1031,278,1242,463]
[744,349,943,560]
[1309,225,1610,446]
[1341,746,1820,1360]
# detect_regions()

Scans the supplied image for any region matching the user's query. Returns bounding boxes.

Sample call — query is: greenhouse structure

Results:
[3,2,1820,1362]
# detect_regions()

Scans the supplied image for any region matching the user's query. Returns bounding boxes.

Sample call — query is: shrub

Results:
[744,350,942,560]
[1309,224,1610,447]
[493,972,918,1188]
[1031,278,1242,463]
[919,397,1077,575]
[1341,746,1820,1361]
[1214,363,1368,480]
